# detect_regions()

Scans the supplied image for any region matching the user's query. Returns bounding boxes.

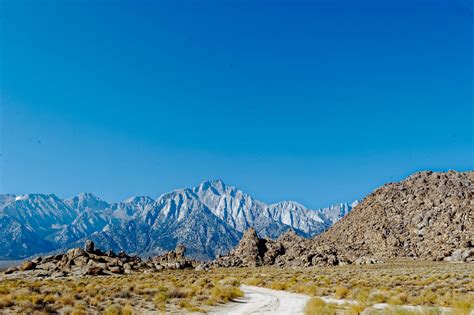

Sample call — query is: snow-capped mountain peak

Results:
[0,181,356,260]
[123,195,155,206]
[65,193,110,213]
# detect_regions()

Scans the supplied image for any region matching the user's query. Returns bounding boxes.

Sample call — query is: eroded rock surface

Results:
[209,171,473,267]
[148,243,194,270]
[3,241,194,278]
[206,228,368,268]
[313,170,473,262]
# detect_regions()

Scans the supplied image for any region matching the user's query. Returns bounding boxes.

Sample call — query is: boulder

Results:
[53,254,64,261]
[176,244,186,257]
[36,271,52,278]
[5,267,17,274]
[445,248,474,262]
[85,266,104,276]
[31,256,42,264]
[37,262,57,271]
[123,263,132,274]
[109,266,123,274]
[106,258,120,267]
[19,261,36,271]
[96,263,107,270]
[73,256,89,267]
[67,248,87,260]
[84,240,95,253]
[51,271,66,278]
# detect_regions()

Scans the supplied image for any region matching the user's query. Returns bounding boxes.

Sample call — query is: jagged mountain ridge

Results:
[0,180,356,260]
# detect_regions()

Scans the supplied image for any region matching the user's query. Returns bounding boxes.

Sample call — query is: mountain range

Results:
[0,180,357,260]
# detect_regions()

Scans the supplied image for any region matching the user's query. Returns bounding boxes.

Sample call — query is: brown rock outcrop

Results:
[84,240,95,253]
[148,244,194,270]
[210,171,472,267]
[208,228,364,268]
[19,261,36,271]
[313,170,473,262]
[3,241,195,278]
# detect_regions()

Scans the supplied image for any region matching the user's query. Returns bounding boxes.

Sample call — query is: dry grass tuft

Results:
[304,297,336,315]
[0,259,472,314]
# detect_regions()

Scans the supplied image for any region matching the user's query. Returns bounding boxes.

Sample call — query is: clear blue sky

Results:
[0,0,472,208]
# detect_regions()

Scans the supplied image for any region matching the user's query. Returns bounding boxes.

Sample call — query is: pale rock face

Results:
[0,194,16,210]
[267,201,327,236]
[2,194,77,234]
[111,196,155,221]
[65,193,110,213]
[318,202,356,225]
[54,193,110,245]
[192,180,352,238]
[192,180,267,232]
[0,180,355,260]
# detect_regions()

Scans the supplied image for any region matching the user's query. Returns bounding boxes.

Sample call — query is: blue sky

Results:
[0,0,472,208]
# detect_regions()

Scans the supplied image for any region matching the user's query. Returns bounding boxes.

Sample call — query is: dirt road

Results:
[209,285,310,315]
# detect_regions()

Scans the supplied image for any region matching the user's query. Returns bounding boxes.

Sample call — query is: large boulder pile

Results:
[148,244,194,270]
[313,170,473,262]
[209,228,270,267]
[4,241,194,278]
[4,240,147,277]
[206,228,375,268]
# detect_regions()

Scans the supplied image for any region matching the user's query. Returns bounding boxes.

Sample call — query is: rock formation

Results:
[3,241,194,278]
[209,171,473,267]
[208,228,269,267]
[4,171,471,274]
[148,244,194,270]
[312,170,473,262]
[207,228,364,268]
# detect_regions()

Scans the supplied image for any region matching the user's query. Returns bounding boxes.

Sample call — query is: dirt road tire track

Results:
[209,285,310,315]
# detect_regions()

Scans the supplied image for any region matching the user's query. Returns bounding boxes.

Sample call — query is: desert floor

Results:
[0,260,472,314]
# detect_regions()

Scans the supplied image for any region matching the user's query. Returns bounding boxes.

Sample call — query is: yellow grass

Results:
[0,259,472,314]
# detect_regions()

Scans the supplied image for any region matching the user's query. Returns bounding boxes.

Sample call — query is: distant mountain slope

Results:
[0,180,355,260]
[192,180,332,238]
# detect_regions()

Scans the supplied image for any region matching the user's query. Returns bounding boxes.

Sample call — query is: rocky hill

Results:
[210,171,473,267]
[314,170,473,262]
[0,180,355,260]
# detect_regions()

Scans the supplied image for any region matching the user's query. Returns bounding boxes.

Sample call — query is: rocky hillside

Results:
[0,180,355,260]
[211,171,473,267]
[314,170,473,262]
